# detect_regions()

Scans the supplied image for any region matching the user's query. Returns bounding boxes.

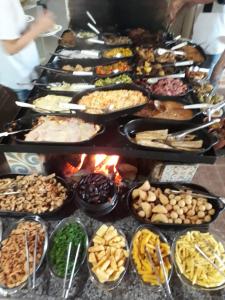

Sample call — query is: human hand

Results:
[32,11,55,34]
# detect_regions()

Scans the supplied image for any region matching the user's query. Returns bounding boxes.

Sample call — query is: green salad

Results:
[49,222,87,277]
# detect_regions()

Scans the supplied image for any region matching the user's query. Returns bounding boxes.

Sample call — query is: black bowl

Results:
[74,173,118,217]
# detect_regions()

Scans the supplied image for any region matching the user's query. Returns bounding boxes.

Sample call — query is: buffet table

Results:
[3,209,224,300]
[1,26,225,299]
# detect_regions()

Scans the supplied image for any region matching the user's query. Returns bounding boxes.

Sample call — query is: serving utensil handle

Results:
[15,101,34,108]
[171,118,221,140]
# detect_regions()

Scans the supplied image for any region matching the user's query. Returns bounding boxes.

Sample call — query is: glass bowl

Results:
[87,224,129,291]
[130,224,173,291]
[0,215,48,296]
[171,227,225,291]
[47,217,88,279]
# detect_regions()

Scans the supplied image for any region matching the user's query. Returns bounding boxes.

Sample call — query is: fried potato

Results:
[132,228,171,286]
[175,231,225,288]
[88,225,128,284]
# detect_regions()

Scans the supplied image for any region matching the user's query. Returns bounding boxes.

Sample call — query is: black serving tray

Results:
[0,174,76,220]
[127,182,225,230]
[0,114,217,164]
[119,118,218,154]
[42,58,134,81]
[70,83,149,123]
[5,114,105,146]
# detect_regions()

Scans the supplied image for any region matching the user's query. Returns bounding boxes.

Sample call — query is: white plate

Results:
[25,14,35,23]
[40,24,62,37]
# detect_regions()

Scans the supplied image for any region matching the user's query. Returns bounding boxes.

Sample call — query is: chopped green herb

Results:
[49,223,86,277]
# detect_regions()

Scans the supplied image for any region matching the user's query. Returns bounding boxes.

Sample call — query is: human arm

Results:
[210,50,225,85]
[2,11,54,55]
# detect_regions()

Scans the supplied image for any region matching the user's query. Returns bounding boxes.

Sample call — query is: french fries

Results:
[175,231,225,288]
[132,228,171,286]
[88,225,129,283]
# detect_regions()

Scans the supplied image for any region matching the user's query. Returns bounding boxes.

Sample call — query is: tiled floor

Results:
[192,156,225,240]
[192,157,225,196]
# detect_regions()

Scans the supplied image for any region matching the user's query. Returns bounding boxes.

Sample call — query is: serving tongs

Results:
[195,244,225,278]
[50,50,100,59]
[62,243,81,299]
[165,35,182,45]
[164,60,194,67]
[155,245,173,300]
[202,240,225,270]
[38,65,94,76]
[87,22,100,35]
[155,48,185,57]
[15,101,70,113]
[171,42,188,51]
[166,118,220,141]
[0,129,30,139]
[25,231,39,290]
[59,102,115,113]
[147,73,185,84]
[86,11,97,25]
[146,248,173,299]
[171,183,225,203]
[184,100,225,121]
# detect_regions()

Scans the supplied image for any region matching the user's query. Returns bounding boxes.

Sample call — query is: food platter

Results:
[127,182,225,229]
[5,115,105,145]
[119,118,218,154]
[0,174,74,219]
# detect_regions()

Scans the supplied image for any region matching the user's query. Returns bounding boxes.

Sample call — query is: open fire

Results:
[63,154,122,184]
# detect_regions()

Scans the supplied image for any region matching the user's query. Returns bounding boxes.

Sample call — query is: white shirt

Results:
[0,0,39,90]
[192,2,225,55]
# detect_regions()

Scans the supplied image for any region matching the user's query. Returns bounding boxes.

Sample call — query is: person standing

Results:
[169,0,225,71]
[0,0,54,101]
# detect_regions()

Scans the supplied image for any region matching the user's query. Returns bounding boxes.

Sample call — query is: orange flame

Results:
[64,154,87,176]
[63,154,122,184]
[94,154,121,184]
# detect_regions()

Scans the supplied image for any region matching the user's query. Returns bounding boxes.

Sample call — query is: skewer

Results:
[155,245,173,300]
[24,231,31,289]
[64,243,81,299]
[62,242,72,298]
[195,244,225,278]
[32,233,38,289]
